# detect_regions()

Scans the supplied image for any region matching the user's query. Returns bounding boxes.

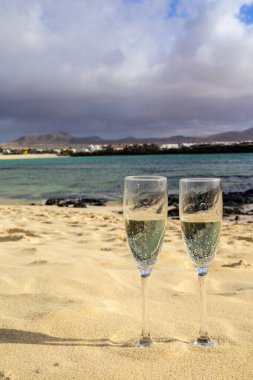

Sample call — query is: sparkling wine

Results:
[181,219,221,267]
[125,217,166,269]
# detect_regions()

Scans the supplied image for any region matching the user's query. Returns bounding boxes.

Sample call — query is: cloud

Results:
[0,0,253,140]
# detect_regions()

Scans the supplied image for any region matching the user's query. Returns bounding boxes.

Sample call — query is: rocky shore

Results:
[45,189,253,219]
[45,197,107,207]
[168,189,253,219]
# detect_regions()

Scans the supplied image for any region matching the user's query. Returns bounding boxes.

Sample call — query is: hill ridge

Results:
[3,128,253,146]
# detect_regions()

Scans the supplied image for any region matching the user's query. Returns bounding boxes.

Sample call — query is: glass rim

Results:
[125,175,167,181]
[180,177,221,183]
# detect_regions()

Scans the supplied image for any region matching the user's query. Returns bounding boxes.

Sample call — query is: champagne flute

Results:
[124,176,167,348]
[179,178,222,347]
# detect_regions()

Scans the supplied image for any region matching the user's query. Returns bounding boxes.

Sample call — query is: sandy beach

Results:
[0,204,252,379]
[0,154,58,160]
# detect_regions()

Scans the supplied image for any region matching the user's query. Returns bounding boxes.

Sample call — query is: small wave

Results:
[1,153,253,202]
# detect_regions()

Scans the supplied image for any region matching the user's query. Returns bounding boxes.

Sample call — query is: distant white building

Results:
[2,148,11,154]
[88,144,103,152]
[160,143,179,150]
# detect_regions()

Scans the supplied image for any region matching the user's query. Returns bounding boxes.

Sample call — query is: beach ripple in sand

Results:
[0,228,40,243]
[0,205,252,379]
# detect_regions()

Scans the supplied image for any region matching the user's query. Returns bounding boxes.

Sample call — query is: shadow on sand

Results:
[0,329,190,347]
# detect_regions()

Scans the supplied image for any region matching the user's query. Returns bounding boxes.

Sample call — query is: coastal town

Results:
[1,140,253,156]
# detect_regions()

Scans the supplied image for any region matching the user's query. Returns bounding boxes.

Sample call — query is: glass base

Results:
[193,336,217,347]
[136,337,152,348]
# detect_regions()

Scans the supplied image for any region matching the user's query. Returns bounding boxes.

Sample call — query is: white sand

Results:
[0,154,58,160]
[0,204,252,379]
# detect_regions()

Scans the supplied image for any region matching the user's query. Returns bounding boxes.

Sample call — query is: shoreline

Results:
[0,153,59,160]
[0,200,252,223]
[0,198,123,208]
[1,150,253,161]
[1,189,253,218]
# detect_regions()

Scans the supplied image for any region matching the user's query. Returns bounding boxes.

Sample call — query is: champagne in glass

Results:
[179,178,222,347]
[124,176,167,347]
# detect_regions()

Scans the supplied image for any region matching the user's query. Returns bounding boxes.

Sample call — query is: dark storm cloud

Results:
[0,0,253,140]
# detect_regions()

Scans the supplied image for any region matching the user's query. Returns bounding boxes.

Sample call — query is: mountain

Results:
[14,132,73,145]
[3,128,253,147]
[11,132,104,146]
[3,132,197,146]
[203,127,253,142]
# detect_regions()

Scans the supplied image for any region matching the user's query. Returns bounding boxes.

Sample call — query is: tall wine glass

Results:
[179,178,222,347]
[124,176,167,348]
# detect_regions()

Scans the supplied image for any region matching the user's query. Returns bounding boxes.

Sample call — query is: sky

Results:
[1,0,253,141]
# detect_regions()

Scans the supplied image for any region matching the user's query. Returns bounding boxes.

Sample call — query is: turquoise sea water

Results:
[0,153,253,203]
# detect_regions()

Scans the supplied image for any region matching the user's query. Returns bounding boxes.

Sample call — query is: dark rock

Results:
[168,188,253,217]
[223,206,244,216]
[168,207,179,217]
[45,189,253,214]
[74,202,87,208]
[168,194,178,206]
[45,197,107,208]
[45,198,64,206]
[223,189,253,205]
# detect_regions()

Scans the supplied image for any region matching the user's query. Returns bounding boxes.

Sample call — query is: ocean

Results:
[0,153,253,203]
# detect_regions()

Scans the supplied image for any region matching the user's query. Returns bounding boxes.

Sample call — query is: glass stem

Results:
[197,267,209,343]
[141,274,150,341]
